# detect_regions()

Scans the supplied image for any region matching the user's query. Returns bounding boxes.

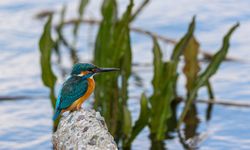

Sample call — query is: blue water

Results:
[0,0,250,149]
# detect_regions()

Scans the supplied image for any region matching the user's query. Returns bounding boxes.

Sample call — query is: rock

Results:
[52,109,118,150]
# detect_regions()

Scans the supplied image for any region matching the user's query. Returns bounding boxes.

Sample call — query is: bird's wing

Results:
[55,88,62,110]
[57,76,88,109]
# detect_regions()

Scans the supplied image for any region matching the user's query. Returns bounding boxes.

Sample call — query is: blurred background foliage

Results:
[38,0,238,149]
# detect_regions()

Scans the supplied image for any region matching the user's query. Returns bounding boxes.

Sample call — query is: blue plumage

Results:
[59,76,88,108]
[52,109,61,121]
[53,76,88,120]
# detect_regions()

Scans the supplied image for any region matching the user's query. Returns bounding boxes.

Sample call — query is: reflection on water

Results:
[0,0,250,149]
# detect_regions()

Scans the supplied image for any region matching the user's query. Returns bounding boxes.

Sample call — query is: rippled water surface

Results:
[0,0,250,149]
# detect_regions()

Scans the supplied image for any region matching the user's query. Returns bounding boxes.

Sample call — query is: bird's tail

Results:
[53,109,61,121]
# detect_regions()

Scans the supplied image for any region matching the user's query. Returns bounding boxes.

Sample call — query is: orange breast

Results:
[80,78,95,101]
[63,78,95,112]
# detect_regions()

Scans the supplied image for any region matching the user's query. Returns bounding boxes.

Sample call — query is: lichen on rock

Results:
[52,109,118,150]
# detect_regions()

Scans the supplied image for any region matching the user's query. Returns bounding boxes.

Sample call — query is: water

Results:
[0,0,250,149]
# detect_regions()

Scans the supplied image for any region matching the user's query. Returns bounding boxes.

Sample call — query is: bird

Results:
[53,63,119,120]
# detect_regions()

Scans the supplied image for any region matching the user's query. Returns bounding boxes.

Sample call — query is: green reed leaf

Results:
[205,80,215,121]
[183,36,200,96]
[123,106,132,138]
[39,15,57,108]
[151,37,163,90]
[130,0,149,22]
[73,0,89,36]
[39,15,56,88]
[206,80,214,99]
[171,16,196,97]
[112,0,133,62]
[79,0,89,16]
[93,0,118,136]
[149,17,196,140]
[171,16,195,62]
[150,37,175,140]
[126,93,149,146]
[178,23,240,128]
[156,62,175,140]
[94,1,134,142]
[196,23,239,88]
[39,14,60,132]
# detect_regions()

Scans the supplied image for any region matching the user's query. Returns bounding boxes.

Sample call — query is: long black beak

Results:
[95,68,120,73]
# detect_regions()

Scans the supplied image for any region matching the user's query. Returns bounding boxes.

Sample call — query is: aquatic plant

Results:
[38,0,239,149]
[38,15,59,131]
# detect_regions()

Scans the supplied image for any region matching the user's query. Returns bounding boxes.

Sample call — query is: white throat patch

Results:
[77,74,84,77]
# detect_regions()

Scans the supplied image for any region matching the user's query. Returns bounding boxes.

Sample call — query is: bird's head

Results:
[71,63,119,79]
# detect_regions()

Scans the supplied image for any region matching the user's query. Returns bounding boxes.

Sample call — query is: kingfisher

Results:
[53,63,119,120]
